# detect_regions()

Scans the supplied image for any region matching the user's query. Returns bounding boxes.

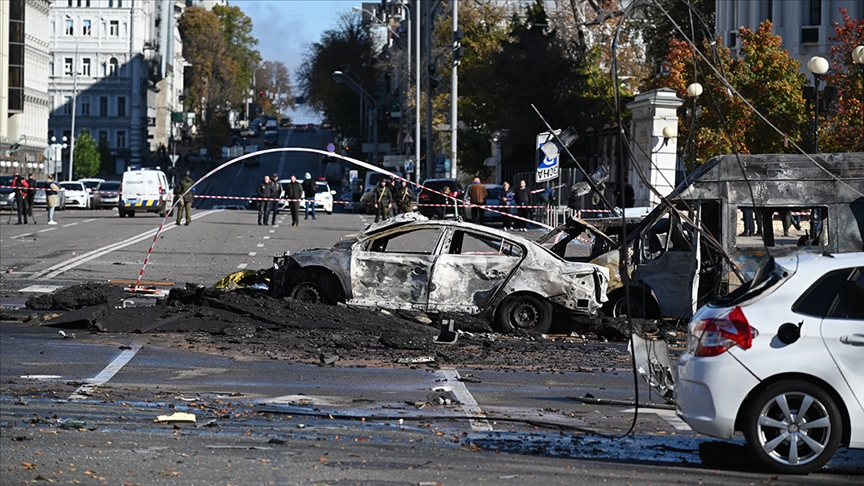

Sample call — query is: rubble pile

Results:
[14,282,643,370]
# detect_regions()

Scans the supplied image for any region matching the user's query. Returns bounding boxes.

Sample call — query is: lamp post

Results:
[66,43,80,181]
[334,70,379,165]
[50,136,68,180]
[686,82,703,167]
[806,56,829,154]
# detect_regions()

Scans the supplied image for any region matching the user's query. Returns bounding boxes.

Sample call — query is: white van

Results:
[119,168,169,217]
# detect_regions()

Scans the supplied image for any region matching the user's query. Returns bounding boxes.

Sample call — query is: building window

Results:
[117,0,123,7]
[110,20,119,36]
[64,57,73,76]
[65,19,74,36]
[809,0,821,25]
[117,97,126,117]
[82,19,91,36]
[50,62,54,76]
[117,131,126,148]
[109,0,112,6]
[109,57,118,76]
[67,0,72,6]
[82,58,91,76]
[99,131,108,144]
[63,96,72,115]
[81,97,90,116]
[100,96,108,116]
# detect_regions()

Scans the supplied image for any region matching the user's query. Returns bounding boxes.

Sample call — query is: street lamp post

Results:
[806,56,829,154]
[67,43,80,181]
[686,82,703,168]
[50,136,68,180]
[334,70,379,165]
[388,2,422,183]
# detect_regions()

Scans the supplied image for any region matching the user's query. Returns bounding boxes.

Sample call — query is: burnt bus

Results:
[542,152,864,320]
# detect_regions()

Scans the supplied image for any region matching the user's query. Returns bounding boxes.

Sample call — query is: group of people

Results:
[255,172,319,227]
[369,178,416,223]
[463,178,533,231]
[11,172,61,225]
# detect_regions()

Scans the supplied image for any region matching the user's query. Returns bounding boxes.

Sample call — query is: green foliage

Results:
[73,129,100,179]
[822,7,864,152]
[213,4,261,108]
[634,0,716,79]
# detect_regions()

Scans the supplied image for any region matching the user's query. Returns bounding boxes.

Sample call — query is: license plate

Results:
[127,198,140,204]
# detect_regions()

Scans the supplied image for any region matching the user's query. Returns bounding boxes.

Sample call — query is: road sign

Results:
[536,131,560,183]
[169,154,179,165]
[327,143,335,153]
[404,133,414,144]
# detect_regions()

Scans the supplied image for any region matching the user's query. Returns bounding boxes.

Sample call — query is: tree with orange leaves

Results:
[820,8,864,153]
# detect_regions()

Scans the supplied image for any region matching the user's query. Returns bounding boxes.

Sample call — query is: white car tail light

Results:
[688,306,758,357]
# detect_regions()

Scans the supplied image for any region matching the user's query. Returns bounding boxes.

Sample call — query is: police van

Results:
[119,168,169,217]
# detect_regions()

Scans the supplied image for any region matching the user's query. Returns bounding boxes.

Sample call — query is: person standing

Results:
[12,172,29,224]
[740,208,755,237]
[432,186,451,220]
[501,181,515,231]
[256,174,271,225]
[302,172,317,220]
[614,178,635,208]
[284,174,303,227]
[45,175,60,225]
[26,173,37,221]
[372,178,392,223]
[467,177,488,225]
[174,171,194,226]
[269,173,281,225]
[395,180,415,214]
[514,179,531,231]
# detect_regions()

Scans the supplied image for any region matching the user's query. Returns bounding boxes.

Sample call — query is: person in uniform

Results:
[269,173,281,225]
[395,180,415,214]
[174,171,195,226]
[372,178,392,223]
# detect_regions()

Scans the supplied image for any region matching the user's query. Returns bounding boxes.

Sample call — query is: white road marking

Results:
[20,375,63,379]
[10,233,34,239]
[269,229,275,233]
[257,243,264,247]
[29,211,214,280]
[237,263,248,269]
[436,368,493,432]
[82,218,97,223]
[622,408,691,430]
[62,222,78,227]
[248,252,256,257]
[263,236,270,240]
[18,285,64,293]
[69,344,143,400]
[37,228,58,233]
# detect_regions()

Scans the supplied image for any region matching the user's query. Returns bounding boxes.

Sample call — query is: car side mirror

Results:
[777,321,802,345]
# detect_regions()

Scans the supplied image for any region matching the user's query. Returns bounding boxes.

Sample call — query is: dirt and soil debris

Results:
[3,282,684,371]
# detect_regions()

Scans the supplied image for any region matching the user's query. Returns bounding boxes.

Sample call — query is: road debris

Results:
[156,412,196,423]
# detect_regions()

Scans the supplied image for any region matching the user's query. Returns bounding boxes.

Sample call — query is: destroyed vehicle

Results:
[540,152,864,320]
[270,212,609,334]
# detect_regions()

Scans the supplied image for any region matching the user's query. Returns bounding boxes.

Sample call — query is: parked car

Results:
[59,181,90,209]
[417,178,465,218]
[0,175,17,211]
[32,180,66,211]
[279,118,292,127]
[92,180,121,209]
[269,213,609,334]
[675,252,864,474]
[78,178,104,207]
[293,123,307,133]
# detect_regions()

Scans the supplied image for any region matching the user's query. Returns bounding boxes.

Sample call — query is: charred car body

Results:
[270,213,609,334]
[541,153,864,320]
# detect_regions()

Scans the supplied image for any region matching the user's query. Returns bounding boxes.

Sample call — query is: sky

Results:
[230,0,361,123]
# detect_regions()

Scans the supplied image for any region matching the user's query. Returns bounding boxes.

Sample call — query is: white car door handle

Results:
[840,334,864,345]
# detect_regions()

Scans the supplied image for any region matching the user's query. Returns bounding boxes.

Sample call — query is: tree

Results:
[661,21,807,165]
[212,4,261,110]
[73,129,100,179]
[821,7,864,153]
[255,61,295,116]
[297,12,379,146]
[633,0,716,79]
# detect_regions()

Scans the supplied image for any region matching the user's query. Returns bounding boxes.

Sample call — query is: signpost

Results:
[536,131,560,183]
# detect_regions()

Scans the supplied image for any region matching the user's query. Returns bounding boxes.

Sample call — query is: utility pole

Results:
[450,0,458,180]
[414,0,420,183]
[68,43,79,181]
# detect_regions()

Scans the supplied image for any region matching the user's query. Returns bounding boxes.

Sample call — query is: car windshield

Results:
[368,173,388,187]
[60,182,82,190]
[423,180,458,192]
[316,183,329,193]
[80,180,101,189]
[100,182,121,190]
[486,187,502,200]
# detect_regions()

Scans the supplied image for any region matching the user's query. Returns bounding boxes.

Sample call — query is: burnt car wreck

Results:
[270,213,609,334]
[541,152,864,321]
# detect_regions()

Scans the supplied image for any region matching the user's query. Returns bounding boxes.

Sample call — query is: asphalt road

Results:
[1,132,862,484]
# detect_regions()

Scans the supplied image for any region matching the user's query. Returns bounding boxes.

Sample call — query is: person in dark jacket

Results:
[26,173,37,220]
[284,174,304,226]
[256,174,271,225]
[302,172,317,220]
[174,171,195,226]
[372,178,392,223]
[12,172,29,224]
[269,173,281,225]
[395,179,415,214]
[514,179,531,231]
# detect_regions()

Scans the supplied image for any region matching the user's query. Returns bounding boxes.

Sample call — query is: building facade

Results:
[717,0,863,70]
[48,0,184,176]
[1,0,52,175]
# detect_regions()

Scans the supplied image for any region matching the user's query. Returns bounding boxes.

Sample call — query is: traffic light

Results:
[452,29,464,67]
[428,63,438,91]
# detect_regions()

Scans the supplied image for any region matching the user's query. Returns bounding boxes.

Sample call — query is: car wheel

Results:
[496,294,552,335]
[605,289,649,318]
[743,380,842,475]
[129,211,136,217]
[118,208,125,217]
[291,281,325,304]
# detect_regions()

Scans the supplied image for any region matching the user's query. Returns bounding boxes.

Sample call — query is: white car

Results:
[59,181,90,209]
[675,252,864,474]
[314,180,335,214]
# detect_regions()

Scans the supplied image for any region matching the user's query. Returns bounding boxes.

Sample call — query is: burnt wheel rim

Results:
[292,283,322,303]
[612,297,644,318]
[756,391,832,466]
[510,300,540,329]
